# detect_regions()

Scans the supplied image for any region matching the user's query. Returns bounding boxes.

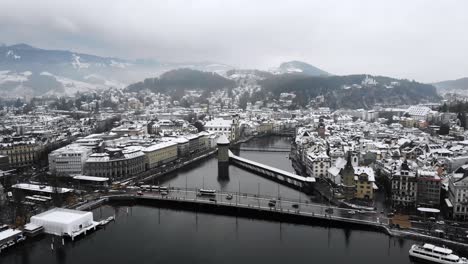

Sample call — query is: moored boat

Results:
[409,243,467,264]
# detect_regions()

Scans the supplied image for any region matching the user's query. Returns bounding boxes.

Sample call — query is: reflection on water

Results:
[1,205,420,264]
[0,137,454,264]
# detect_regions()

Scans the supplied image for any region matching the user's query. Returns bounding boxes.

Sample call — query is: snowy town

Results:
[2,86,468,256]
[1,1,468,263]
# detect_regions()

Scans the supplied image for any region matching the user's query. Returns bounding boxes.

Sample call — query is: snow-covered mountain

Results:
[0,44,233,97]
[270,61,330,76]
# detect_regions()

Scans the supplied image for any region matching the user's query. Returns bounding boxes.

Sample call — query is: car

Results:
[325,208,334,214]
[161,191,168,196]
[268,200,277,207]
[137,191,143,195]
[292,204,299,209]
[436,221,445,225]
[226,194,233,200]
[348,210,356,215]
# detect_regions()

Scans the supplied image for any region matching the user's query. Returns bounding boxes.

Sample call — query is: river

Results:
[0,136,437,264]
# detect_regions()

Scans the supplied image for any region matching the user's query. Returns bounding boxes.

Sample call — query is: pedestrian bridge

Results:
[228,150,315,193]
[230,147,291,152]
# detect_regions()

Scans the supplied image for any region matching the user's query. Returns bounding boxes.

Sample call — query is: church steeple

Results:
[341,151,356,200]
[345,151,353,170]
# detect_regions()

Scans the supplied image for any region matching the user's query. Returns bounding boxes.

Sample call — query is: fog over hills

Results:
[433,77,468,94]
[0,43,441,109]
[0,44,232,97]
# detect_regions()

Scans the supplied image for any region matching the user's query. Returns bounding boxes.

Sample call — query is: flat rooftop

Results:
[32,208,91,225]
[73,175,109,182]
[0,229,22,241]
[12,183,73,194]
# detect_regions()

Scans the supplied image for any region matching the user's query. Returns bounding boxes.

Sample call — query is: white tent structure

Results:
[30,208,95,237]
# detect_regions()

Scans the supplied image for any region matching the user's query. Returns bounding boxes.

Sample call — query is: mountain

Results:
[0,43,233,97]
[433,77,468,94]
[126,68,236,100]
[271,61,330,76]
[127,68,439,109]
[260,74,439,109]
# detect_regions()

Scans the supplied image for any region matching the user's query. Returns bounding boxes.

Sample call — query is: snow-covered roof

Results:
[217,134,230,145]
[229,150,315,183]
[407,106,431,117]
[354,166,375,182]
[0,228,22,241]
[143,141,177,152]
[31,208,92,225]
[205,118,232,128]
[12,183,73,194]
[73,175,109,182]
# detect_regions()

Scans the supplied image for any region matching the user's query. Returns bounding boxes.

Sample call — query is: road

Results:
[128,187,390,226]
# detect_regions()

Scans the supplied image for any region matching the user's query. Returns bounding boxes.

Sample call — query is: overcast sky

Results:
[1,0,467,82]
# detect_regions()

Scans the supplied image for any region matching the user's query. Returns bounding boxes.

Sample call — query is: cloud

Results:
[0,0,467,82]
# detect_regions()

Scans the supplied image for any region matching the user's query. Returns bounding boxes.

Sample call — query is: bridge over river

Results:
[97,188,389,231]
[228,150,315,193]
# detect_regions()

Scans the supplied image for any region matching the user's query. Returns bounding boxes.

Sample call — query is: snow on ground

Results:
[110,60,131,69]
[5,50,21,60]
[285,67,303,73]
[71,54,90,69]
[0,70,28,84]
[84,74,125,88]
[40,71,53,76]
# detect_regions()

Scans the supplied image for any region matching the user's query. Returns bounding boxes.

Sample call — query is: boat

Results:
[198,189,216,196]
[99,216,115,226]
[409,243,468,263]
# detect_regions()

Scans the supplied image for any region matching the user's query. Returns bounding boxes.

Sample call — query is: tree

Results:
[439,124,450,135]
[193,120,205,132]
[22,103,33,114]
[238,92,249,110]
[440,103,448,112]
[458,112,467,128]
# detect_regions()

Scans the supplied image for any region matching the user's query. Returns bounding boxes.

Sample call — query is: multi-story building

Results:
[416,170,441,207]
[110,123,147,136]
[354,167,376,200]
[257,121,274,135]
[0,138,44,168]
[448,173,468,220]
[48,144,93,175]
[84,148,145,180]
[0,155,9,170]
[143,142,178,169]
[391,161,417,208]
[186,134,201,155]
[173,137,190,157]
[305,152,330,178]
[204,118,239,141]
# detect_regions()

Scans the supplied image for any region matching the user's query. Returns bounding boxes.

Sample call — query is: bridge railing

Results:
[125,190,388,227]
